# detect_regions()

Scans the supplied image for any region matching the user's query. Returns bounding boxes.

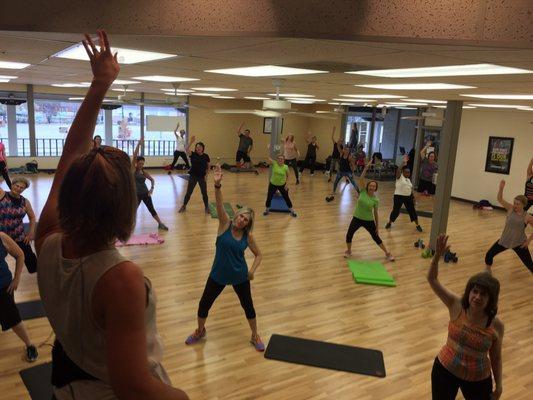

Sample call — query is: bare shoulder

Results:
[98,261,145,293]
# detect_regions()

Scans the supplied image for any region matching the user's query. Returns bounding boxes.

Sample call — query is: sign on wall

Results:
[485,136,514,175]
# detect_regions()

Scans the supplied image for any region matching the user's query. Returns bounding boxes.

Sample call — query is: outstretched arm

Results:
[358,160,371,188]
[237,122,244,137]
[427,235,462,319]
[396,155,409,179]
[331,126,337,144]
[36,31,119,255]
[185,135,196,156]
[213,165,230,232]
[173,122,180,138]
[497,180,513,211]
[132,138,143,167]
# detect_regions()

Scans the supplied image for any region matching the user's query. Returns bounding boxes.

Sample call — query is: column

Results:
[6,104,17,156]
[104,109,113,146]
[411,109,425,187]
[27,85,36,157]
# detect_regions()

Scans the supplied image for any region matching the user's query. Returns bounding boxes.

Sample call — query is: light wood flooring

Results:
[1,169,532,399]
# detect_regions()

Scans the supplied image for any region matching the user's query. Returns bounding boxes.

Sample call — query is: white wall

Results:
[452,109,533,204]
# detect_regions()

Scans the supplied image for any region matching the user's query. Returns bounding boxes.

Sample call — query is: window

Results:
[144,105,186,156]
[112,105,141,155]
[0,104,7,155]
[34,100,104,156]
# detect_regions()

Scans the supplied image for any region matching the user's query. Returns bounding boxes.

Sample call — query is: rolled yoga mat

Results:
[19,362,53,400]
[265,334,386,377]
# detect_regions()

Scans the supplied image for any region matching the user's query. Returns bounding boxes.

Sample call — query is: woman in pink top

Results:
[427,234,504,400]
[0,141,12,189]
[283,134,300,184]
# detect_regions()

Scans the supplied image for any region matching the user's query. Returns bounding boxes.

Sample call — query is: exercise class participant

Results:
[525,157,532,211]
[185,165,265,351]
[385,156,423,232]
[299,132,319,176]
[344,161,394,261]
[263,152,297,217]
[35,30,189,400]
[0,140,12,189]
[132,139,168,230]
[0,231,38,362]
[428,234,503,400]
[168,122,190,174]
[326,143,359,202]
[283,134,300,184]
[235,123,253,168]
[92,135,102,149]
[0,178,38,273]
[178,134,210,214]
[418,141,438,195]
[327,126,341,182]
[484,180,532,273]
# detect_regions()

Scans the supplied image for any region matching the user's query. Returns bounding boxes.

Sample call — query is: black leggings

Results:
[265,183,293,208]
[284,159,299,182]
[0,161,11,189]
[198,276,256,319]
[16,240,37,274]
[418,178,436,195]
[485,240,533,273]
[299,155,316,174]
[137,194,158,217]
[431,357,492,400]
[346,217,382,245]
[170,150,190,169]
[183,175,209,208]
[389,194,418,223]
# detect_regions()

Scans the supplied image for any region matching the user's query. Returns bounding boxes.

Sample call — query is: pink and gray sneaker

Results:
[250,335,265,352]
[185,328,206,345]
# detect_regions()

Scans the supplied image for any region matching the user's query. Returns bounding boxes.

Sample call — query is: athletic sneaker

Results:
[178,205,186,213]
[325,196,334,202]
[158,223,169,231]
[385,222,392,229]
[343,251,352,259]
[386,253,395,262]
[25,345,38,362]
[310,173,314,176]
[416,225,423,232]
[263,209,270,216]
[185,328,206,345]
[167,170,171,175]
[205,207,210,214]
[290,211,297,217]
[250,335,265,352]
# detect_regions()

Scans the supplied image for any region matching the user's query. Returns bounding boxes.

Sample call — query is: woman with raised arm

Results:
[418,141,438,195]
[385,155,423,232]
[263,151,297,217]
[35,31,189,400]
[283,134,300,184]
[299,132,319,176]
[525,157,533,211]
[185,165,265,351]
[344,161,394,261]
[428,234,504,400]
[325,143,359,202]
[178,134,210,214]
[484,180,533,273]
[132,138,168,230]
[168,122,189,174]
[327,126,341,182]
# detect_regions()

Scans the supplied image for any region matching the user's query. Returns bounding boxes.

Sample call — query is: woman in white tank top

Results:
[35,31,189,400]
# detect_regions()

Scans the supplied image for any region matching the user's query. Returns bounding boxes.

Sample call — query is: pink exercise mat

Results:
[116,233,165,247]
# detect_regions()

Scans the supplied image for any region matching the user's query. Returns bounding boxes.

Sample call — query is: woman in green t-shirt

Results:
[264,153,297,217]
[345,161,395,261]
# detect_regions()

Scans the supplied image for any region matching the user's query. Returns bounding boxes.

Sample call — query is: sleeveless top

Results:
[134,169,149,196]
[0,239,12,289]
[498,211,527,248]
[437,309,497,381]
[37,233,170,396]
[0,192,27,242]
[306,143,318,158]
[210,224,249,285]
[339,155,352,173]
[283,141,298,160]
[526,177,533,200]
[394,175,413,196]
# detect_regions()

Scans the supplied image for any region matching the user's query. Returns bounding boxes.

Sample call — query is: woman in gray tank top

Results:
[35,31,189,400]
[485,180,533,274]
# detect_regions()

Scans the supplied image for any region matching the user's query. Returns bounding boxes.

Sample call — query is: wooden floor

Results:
[1,169,532,400]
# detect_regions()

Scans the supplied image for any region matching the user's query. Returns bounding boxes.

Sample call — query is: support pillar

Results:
[104,109,113,146]
[6,105,17,156]
[27,85,36,157]
[411,109,425,188]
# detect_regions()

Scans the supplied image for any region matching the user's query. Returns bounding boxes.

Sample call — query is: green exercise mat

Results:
[208,202,235,219]
[347,260,396,287]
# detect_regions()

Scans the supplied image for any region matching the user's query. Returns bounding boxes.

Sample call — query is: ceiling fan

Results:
[213,79,336,119]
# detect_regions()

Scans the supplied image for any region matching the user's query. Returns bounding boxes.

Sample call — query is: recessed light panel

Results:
[356,83,475,90]
[244,96,270,100]
[55,44,176,64]
[340,94,405,99]
[192,87,237,92]
[0,61,30,69]
[51,83,90,88]
[461,94,533,100]
[332,98,377,102]
[161,88,194,93]
[407,99,447,104]
[191,93,217,96]
[111,88,135,92]
[206,65,328,77]
[468,103,527,109]
[133,75,199,82]
[212,96,235,99]
[267,93,314,98]
[347,64,532,78]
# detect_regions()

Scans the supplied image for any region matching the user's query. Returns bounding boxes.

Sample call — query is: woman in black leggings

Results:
[485,180,532,274]
[178,135,210,213]
[299,133,319,176]
[132,139,168,230]
[0,141,11,189]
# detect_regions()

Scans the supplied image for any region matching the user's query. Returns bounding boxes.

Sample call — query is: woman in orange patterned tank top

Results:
[427,235,504,400]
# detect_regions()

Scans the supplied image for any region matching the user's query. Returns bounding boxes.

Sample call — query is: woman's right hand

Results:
[434,234,449,258]
[499,180,506,190]
[82,30,119,87]
[213,165,223,184]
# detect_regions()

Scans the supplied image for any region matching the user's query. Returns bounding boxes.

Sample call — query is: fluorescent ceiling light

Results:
[161,88,194,93]
[357,83,475,90]
[433,105,477,109]
[386,102,427,106]
[286,98,325,102]
[191,92,216,96]
[206,65,328,77]
[0,75,17,79]
[347,64,532,78]
[0,79,10,83]
[468,103,527,109]
[68,96,114,102]
[133,75,199,82]
[51,83,90,87]
[114,79,141,85]
[407,99,447,104]
[396,107,417,110]
[267,93,314,98]
[328,102,356,106]
[0,61,30,69]
[212,96,235,99]
[340,94,405,99]
[461,94,533,100]
[332,98,376,102]
[55,44,176,64]
[462,106,476,109]
[192,87,237,92]
[111,88,135,92]
[244,96,270,100]
[290,100,315,104]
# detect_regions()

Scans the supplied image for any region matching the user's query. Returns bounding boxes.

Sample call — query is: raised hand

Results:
[213,165,223,184]
[434,234,450,258]
[82,30,119,86]
[499,180,506,190]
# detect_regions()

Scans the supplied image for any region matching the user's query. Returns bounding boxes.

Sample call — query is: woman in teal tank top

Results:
[345,161,395,261]
[185,165,265,351]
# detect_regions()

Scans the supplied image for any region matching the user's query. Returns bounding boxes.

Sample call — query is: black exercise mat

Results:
[264,334,386,377]
[17,300,46,320]
[20,362,53,400]
[400,208,433,218]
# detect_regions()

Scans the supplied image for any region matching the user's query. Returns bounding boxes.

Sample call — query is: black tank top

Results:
[339,155,351,172]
